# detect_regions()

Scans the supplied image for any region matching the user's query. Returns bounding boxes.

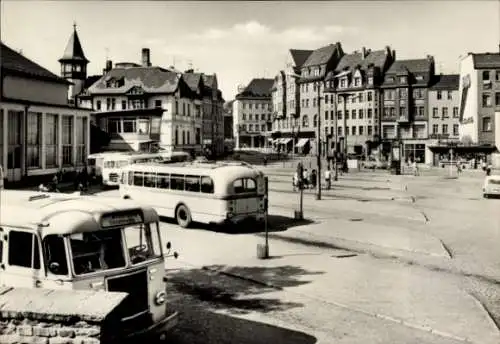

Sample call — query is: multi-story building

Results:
[201,74,224,157]
[380,56,435,163]
[325,46,395,157]
[233,79,274,150]
[297,43,344,154]
[1,40,91,184]
[459,52,500,157]
[427,74,461,165]
[223,100,234,153]
[271,49,313,152]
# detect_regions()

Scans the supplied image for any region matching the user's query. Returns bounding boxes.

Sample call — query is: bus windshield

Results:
[69,222,162,275]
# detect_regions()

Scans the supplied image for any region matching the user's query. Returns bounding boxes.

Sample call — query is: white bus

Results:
[87,151,126,182]
[119,162,266,228]
[101,152,165,187]
[0,190,178,340]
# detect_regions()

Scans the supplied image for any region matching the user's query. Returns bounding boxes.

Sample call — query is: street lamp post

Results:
[315,82,322,200]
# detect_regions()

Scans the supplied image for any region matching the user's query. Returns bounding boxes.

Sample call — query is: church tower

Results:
[59,23,89,103]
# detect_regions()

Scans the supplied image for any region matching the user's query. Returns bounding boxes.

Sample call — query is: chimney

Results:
[392,49,396,61]
[106,60,113,72]
[385,46,391,55]
[362,47,369,59]
[142,48,151,67]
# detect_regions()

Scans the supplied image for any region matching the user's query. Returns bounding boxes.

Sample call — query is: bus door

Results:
[232,177,260,215]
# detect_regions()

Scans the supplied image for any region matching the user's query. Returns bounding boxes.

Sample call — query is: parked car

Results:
[483,175,500,198]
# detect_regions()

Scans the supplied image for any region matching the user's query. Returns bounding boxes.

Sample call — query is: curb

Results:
[201,264,474,343]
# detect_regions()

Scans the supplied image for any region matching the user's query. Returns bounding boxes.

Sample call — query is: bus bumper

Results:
[124,310,178,340]
[224,212,265,225]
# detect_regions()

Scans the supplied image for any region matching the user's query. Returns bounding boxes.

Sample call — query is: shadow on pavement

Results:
[166,302,317,344]
[167,264,323,316]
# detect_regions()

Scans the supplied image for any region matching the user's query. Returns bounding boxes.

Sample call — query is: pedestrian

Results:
[456,162,462,175]
[263,156,268,167]
[482,160,487,172]
[311,169,317,189]
[324,168,331,190]
[486,163,492,176]
[293,171,299,192]
[303,169,309,189]
[413,160,419,176]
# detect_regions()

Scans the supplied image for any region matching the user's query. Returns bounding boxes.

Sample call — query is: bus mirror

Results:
[166,241,171,250]
[48,262,60,274]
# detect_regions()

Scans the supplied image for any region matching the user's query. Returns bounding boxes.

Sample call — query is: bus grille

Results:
[106,270,149,318]
[109,173,119,182]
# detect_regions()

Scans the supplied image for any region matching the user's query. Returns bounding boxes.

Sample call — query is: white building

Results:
[233,79,274,150]
[1,41,91,184]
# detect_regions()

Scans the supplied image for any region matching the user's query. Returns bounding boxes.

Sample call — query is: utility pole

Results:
[316,82,322,200]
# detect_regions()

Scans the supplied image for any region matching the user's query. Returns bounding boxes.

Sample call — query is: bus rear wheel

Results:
[176,204,192,228]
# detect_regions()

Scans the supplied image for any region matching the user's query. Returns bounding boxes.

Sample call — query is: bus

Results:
[87,151,127,183]
[119,162,266,228]
[0,190,178,340]
[101,152,165,187]
[159,151,192,164]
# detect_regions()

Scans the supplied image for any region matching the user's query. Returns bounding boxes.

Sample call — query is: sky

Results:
[2,1,499,100]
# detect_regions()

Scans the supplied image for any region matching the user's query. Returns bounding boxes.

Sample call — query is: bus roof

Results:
[122,161,263,181]
[0,191,159,236]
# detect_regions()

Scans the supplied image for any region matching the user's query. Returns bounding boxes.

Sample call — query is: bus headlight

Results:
[154,291,166,305]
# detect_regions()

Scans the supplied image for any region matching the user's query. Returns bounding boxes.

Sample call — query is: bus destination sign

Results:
[101,211,143,228]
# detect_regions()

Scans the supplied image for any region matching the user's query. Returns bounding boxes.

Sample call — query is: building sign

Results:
[101,211,143,228]
[461,117,474,124]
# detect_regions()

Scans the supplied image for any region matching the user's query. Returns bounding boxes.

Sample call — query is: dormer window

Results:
[387,77,395,83]
[399,76,407,83]
[354,77,361,87]
[368,77,373,85]
[415,75,424,81]
[340,79,347,88]
[106,77,125,88]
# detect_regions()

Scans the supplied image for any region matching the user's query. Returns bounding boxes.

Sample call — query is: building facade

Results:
[427,74,461,165]
[380,56,435,164]
[459,52,500,155]
[1,42,91,183]
[233,79,274,150]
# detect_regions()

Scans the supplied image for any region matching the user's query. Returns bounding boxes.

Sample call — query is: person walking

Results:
[324,168,331,190]
[311,169,317,189]
[412,160,419,176]
[303,168,309,189]
[293,170,299,192]
[456,161,462,175]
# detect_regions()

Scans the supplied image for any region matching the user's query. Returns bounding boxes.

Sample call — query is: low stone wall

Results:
[0,287,128,344]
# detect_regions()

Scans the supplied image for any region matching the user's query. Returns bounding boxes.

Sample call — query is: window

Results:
[413,89,423,99]
[249,124,254,132]
[170,174,185,190]
[75,117,87,165]
[400,107,406,117]
[62,116,73,166]
[482,117,492,131]
[242,114,247,120]
[482,93,492,107]
[143,173,156,188]
[442,124,448,134]
[367,92,373,101]
[359,126,364,135]
[201,176,214,193]
[175,100,179,114]
[123,119,136,133]
[367,109,372,119]
[8,231,40,269]
[43,235,69,275]
[400,76,407,83]
[330,111,334,120]
[337,111,342,120]
[432,124,439,134]
[453,107,459,118]
[390,107,395,117]
[155,100,162,108]
[133,172,144,186]
[261,114,265,120]
[185,175,201,192]
[233,178,257,193]
[432,108,439,118]
[338,126,343,136]
[354,77,361,86]
[352,126,357,135]
[7,111,22,170]
[496,93,500,106]
[340,79,347,88]
[44,114,58,168]
[447,91,453,100]
[324,111,328,121]
[157,173,170,189]
[368,77,373,85]
[437,91,442,100]
[313,115,318,127]
[442,108,449,118]
[345,126,350,135]
[345,110,349,119]
[359,109,364,119]
[398,89,407,98]
[96,100,101,110]
[27,112,42,168]
[483,71,490,81]
[367,126,373,135]
[453,124,459,136]
[351,110,356,120]
[306,99,309,107]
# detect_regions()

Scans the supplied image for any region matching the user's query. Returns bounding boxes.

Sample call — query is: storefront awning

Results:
[281,138,292,144]
[296,138,309,147]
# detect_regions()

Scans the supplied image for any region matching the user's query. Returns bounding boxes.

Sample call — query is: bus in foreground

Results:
[0,190,178,340]
[119,162,266,228]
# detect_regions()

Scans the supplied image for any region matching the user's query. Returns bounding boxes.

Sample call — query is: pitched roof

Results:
[87,67,179,94]
[59,28,89,63]
[472,53,500,69]
[386,58,433,74]
[429,74,459,90]
[237,78,274,98]
[302,43,341,67]
[182,72,203,92]
[1,42,70,84]
[83,75,102,90]
[290,49,313,68]
[202,74,216,89]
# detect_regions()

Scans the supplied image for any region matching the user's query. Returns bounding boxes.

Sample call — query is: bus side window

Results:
[144,173,157,188]
[157,173,170,189]
[185,175,201,192]
[246,178,257,192]
[8,231,40,269]
[133,172,144,186]
[233,179,244,193]
[128,171,133,185]
[201,176,214,194]
[43,235,69,275]
[171,174,185,191]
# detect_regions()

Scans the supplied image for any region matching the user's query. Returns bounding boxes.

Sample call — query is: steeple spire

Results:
[73,21,77,31]
[59,23,89,63]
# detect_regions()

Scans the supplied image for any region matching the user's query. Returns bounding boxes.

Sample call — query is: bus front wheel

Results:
[175,204,192,228]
